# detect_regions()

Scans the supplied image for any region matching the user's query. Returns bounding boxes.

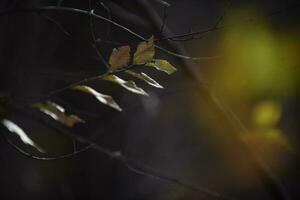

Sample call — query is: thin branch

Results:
[3,132,93,161]
[160,4,168,34]
[14,109,234,200]
[136,1,292,200]
[88,1,110,70]
[157,1,300,42]
[156,0,231,42]
[38,13,70,36]
[98,1,112,40]
[0,6,214,61]
[36,72,108,102]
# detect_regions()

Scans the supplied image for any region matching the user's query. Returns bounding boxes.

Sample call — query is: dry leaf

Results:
[109,45,131,70]
[32,101,85,127]
[133,36,155,65]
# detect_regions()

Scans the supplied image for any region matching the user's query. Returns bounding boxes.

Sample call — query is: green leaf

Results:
[133,36,155,65]
[1,119,45,153]
[146,59,177,75]
[72,85,122,111]
[126,70,163,89]
[109,45,131,70]
[102,74,148,96]
[32,101,85,127]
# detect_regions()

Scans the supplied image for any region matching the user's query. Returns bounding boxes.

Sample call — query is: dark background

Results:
[0,0,299,199]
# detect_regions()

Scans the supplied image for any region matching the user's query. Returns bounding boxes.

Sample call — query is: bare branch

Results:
[0,6,214,61]
[2,132,93,161]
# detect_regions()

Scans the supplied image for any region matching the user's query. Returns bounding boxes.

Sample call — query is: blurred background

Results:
[0,0,299,199]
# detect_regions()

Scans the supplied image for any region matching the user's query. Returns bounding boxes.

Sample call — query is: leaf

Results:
[133,36,155,65]
[108,45,131,70]
[1,119,45,153]
[32,101,85,127]
[126,70,163,89]
[145,59,177,75]
[72,85,122,111]
[102,74,148,96]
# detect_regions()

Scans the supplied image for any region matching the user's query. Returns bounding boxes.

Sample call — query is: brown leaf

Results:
[133,36,155,65]
[108,45,131,70]
[32,101,85,127]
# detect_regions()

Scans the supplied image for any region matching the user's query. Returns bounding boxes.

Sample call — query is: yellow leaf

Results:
[109,45,131,70]
[133,36,155,65]
[32,101,85,127]
[145,59,176,75]
[126,70,163,89]
[72,85,122,111]
[1,119,45,153]
[102,74,148,96]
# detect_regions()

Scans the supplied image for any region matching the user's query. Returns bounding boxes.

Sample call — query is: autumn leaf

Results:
[102,74,148,96]
[32,101,85,127]
[109,45,131,70]
[133,36,155,65]
[1,119,45,153]
[72,85,122,111]
[146,59,176,75]
[126,70,163,89]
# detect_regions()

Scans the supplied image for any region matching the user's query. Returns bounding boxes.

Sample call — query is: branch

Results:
[0,6,216,61]
[88,1,110,70]
[2,132,93,161]
[38,13,71,36]
[157,1,300,43]
[135,1,292,200]
[16,109,234,200]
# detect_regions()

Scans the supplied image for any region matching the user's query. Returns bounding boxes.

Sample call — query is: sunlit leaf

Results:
[72,85,122,111]
[1,119,45,153]
[102,74,148,96]
[146,59,176,75]
[32,101,85,127]
[133,36,155,65]
[109,45,131,70]
[126,70,163,89]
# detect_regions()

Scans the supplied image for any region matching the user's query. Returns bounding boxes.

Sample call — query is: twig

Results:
[0,6,215,61]
[157,1,300,43]
[160,4,168,34]
[38,13,70,36]
[89,0,110,70]
[3,132,93,161]
[14,108,234,200]
[98,1,112,40]
[136,1,292,200]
